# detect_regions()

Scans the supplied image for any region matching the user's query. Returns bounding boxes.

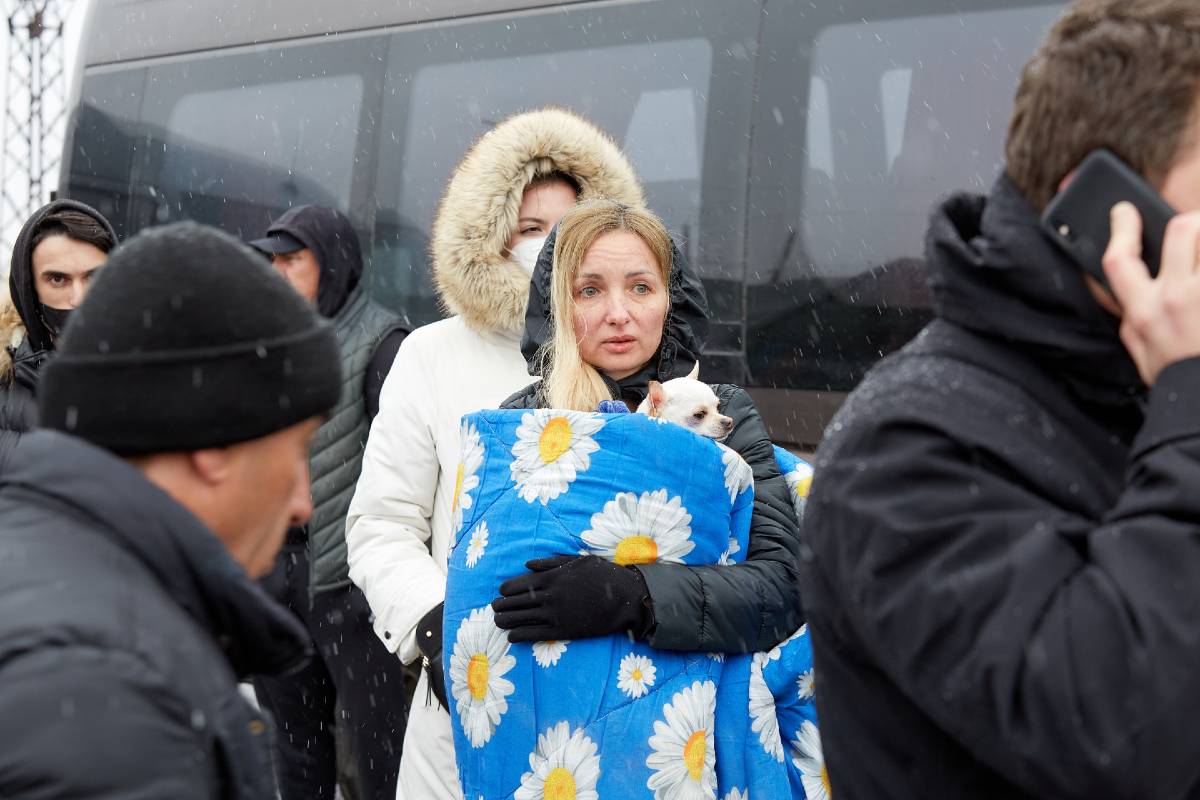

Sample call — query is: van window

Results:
[162,75,364,221]
[746,1,1065,444]
[65,36,387,244]
[63,69,147,239]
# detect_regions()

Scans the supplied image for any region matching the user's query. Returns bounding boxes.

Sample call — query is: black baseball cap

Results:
[248,230,305,255]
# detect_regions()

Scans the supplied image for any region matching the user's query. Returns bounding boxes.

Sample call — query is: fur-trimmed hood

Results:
[430,107,645,335]
[0,295,25,384]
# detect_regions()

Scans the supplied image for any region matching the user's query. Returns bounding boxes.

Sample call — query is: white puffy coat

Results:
[346,106,645,800]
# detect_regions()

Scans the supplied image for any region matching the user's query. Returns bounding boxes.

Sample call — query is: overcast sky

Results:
[1,0,91,260]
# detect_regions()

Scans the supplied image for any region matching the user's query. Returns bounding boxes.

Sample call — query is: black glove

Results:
[416,602,448,710]
[491,555,654,642]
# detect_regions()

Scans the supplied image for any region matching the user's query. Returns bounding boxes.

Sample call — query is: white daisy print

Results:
[797,669,815,701]
[784,460,814,520]
[465,522,489,568]
[749,656,784,762]
[582,489,694,567]
[718,537,741,566]
[452,420,485,535]
[617,653,657,699]
[791,720,831,800]
[723,790,748,800]
[719,443,754,503]
[510,410,604,505]
[646,679,718,800]
[448,606,516,748]
[706,652,725,663]
[762,623,808,665]
[532,640,569,668]
[515,721,601,800]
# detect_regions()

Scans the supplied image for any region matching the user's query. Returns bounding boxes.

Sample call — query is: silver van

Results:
[62,0,1067,446]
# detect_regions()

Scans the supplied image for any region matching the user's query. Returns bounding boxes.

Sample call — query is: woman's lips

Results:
[602,336,636,354]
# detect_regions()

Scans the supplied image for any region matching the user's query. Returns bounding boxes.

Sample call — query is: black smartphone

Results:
[1040,149,1176,286]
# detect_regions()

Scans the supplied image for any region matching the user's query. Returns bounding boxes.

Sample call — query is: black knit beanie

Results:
[39,222,342,454]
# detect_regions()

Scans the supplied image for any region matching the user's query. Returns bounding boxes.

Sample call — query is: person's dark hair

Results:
[1006,0,1200,211]
[530,170,582,197]
[30,210,116,254]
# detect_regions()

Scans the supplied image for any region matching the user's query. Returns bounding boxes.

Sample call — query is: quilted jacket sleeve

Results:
[346,333,446,664]
[636,384,805,653]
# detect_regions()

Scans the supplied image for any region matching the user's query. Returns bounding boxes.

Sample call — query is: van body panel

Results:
[82,0,598,66]
[64,0,1068,446]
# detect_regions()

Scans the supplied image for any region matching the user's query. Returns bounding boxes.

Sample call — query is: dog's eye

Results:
[693,409,707,420]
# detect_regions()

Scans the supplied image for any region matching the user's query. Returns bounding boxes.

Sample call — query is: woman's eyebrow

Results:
[518,216,547,226]
[575,269,654,282]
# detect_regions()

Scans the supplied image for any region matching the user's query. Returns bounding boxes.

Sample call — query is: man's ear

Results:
[189,447,235,487]
[647,381,665,418]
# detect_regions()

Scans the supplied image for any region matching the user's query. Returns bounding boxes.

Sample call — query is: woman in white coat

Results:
[345,107,644,800]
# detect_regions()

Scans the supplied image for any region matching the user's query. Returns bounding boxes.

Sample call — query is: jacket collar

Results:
[8,337,46,392]
[1,430,310,679]
[926,174,1144,410]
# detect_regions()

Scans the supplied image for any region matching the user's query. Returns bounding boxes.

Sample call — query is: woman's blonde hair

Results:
[540,198,673,411]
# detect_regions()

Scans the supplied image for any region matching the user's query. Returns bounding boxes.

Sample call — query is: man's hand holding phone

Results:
[1103,202,1200,385]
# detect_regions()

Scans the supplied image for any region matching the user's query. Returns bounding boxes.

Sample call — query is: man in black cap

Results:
[249,205,409,800]
[0,222,342,798]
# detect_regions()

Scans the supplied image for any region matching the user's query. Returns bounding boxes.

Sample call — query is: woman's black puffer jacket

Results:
[503,229,804,654]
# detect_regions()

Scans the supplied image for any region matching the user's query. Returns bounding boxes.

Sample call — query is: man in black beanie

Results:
[0,222,342,798]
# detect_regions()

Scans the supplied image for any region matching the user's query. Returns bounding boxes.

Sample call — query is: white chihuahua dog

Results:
[637,366,733,440]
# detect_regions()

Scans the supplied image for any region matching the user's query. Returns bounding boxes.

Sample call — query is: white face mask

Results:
[509,236,548,275]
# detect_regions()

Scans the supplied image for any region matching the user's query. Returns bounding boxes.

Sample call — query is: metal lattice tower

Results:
[2,0,74,259]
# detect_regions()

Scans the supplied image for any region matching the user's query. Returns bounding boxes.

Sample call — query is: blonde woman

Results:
[345,109,643,800]
[496,199,804,653]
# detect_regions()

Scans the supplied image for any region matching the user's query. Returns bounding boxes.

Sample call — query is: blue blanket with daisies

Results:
[443,408,824,800]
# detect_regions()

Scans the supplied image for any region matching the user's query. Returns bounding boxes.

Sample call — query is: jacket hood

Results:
[927,174,1142,406]
[521,225,710,404]
[431,107,645,335]
[266,204,363,318]
[8,199,117,355]
[2,430,311,679]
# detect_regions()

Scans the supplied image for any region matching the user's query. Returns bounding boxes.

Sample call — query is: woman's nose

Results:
[604,296,632,324]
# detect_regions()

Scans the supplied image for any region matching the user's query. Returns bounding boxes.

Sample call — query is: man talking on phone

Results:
[801,2,1200,798]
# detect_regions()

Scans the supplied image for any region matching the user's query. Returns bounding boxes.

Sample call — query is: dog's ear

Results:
[687,361,700,380]
[646,381,665,417]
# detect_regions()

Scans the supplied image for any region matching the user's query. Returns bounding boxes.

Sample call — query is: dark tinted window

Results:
[67,2,759,331]
[746,0,1065,445]
[64,69,147,240]
[65,36,386,262]
[373,1,760,332]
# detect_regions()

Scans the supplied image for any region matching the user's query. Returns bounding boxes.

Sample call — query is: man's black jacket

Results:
[802,175,1200,799]
[0,431,310,798]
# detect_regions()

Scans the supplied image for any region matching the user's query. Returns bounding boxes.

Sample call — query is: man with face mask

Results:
[0,200,116,470]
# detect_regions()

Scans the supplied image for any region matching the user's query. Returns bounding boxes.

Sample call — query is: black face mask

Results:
[39,304,73,340]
